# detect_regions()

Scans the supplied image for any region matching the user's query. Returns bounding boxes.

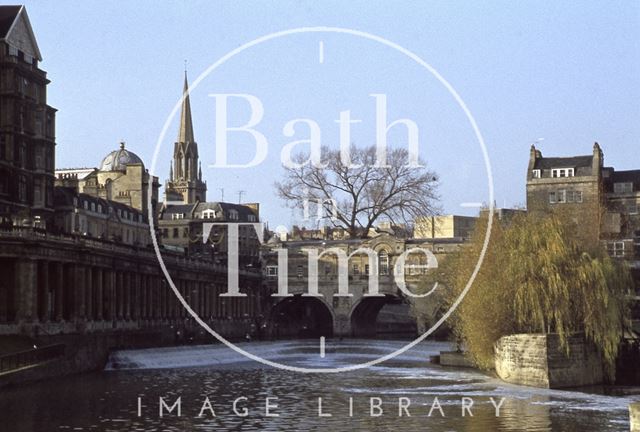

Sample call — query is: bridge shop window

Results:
[352,264,360,275]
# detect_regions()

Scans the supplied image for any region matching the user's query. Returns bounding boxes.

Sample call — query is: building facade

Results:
[0,6,266,343]
[526,142,640,254]
[0,6,56,228]
[414,215,477,240]
[526,142,640,320]
[55,142,160,223]
[53,187,150,246]
[158,201,261,266]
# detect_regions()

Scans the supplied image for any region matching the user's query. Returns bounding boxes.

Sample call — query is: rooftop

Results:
[534,155,594,170]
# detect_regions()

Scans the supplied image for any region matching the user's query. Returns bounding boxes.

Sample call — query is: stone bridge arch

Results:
[263,234,453,338]
[269,295,334,338]
[349,294,406,337]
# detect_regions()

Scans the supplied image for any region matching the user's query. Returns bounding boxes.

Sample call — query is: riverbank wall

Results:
[494,333,603,388]
[631,402,640,431]
[0,329,176,389]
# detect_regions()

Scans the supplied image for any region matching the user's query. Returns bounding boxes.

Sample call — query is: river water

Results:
[0,339,636,431]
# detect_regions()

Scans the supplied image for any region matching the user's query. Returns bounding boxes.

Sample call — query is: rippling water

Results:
[0,339,635,431]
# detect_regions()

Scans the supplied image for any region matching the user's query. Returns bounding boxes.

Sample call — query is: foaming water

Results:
[0,339,636,431]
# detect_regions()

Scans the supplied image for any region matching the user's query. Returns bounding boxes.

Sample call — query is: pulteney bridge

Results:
[262,234,463,337]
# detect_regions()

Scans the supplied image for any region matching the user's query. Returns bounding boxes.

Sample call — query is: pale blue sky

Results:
[13,1,640,227]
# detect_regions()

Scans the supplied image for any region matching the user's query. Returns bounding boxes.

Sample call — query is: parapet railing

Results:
[0,343,66,375]
[0,227,262,276]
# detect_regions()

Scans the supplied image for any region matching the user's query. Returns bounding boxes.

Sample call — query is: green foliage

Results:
[429,211,631,377]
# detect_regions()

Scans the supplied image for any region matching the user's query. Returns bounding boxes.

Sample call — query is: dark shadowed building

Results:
[0,5,56,228]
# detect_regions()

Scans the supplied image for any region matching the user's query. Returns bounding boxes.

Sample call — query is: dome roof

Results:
[99,142,144,172]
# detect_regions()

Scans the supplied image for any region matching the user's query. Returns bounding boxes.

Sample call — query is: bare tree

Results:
[275,145,440,238]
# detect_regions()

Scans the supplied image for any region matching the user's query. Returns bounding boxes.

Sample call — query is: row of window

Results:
[267,252,393,278]
[7,45,36,65]
[549,189,583,204]
[170,211,257,222]
[162,227,189,239]
[625,201,639,215]
[75,214,144,244]
[73,197,143,222]
[0,136,54,169]
[552,168,575,178]
[6,175,52,206]
[266,263,434,278]
[532,168,577,179]
[613,182,634,194]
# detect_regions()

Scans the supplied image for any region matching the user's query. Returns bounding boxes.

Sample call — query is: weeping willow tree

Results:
[438,209,631,377]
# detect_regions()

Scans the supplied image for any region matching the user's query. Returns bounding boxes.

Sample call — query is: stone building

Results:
[526,142,640,320]
[526,142,640,256]
[526,142,603,238]
[602,167,640,260]
[414,215,477,240]
[158,201,261,266]
[0,5,56,228]
[53,187,149,246]
[55,142,160,223]
[0,7,266,345]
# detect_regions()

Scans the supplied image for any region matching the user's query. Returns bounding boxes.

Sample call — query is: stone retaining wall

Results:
[0,329,174,388]
[494,333,603,388]
[631,402,640,432]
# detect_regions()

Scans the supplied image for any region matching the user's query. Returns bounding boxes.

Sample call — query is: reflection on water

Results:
[0,339,635,431]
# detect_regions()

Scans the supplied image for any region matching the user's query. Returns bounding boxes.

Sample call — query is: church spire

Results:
[177,71,195,144]
[166,69,207,204]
